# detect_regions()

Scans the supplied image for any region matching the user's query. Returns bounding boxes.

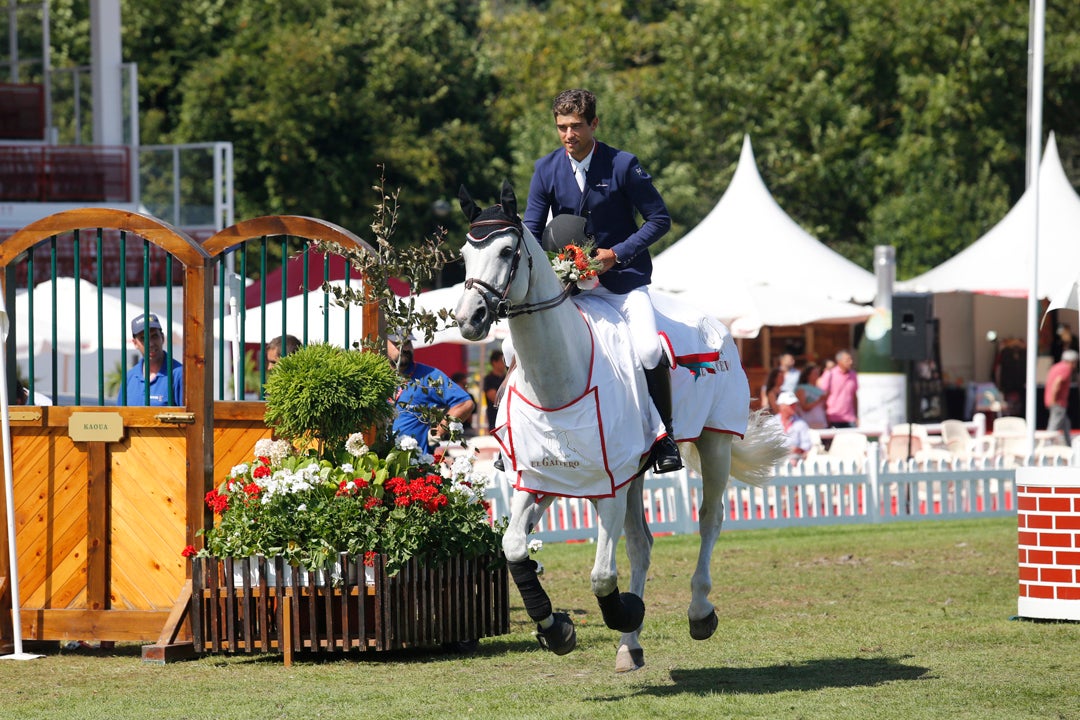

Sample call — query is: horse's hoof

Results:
[615,646,645,673]
[536,612,576,656]
[689,609,718,640]
[598,590,645,633]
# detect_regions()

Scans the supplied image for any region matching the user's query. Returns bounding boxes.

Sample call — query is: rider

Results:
[522,88,682,474]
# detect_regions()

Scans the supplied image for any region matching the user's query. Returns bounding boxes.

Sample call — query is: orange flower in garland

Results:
[550,242,603,290]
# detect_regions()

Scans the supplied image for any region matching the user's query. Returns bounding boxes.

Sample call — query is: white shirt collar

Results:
[568,143,595,174]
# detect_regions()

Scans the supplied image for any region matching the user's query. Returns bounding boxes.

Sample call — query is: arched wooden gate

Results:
[0,209,213,653]
[0,210,379,659]
[199,216,380,492]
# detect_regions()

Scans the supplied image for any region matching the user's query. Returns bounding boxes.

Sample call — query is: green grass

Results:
[1,518,1076,720]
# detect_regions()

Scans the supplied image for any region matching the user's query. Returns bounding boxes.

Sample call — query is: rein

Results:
[463,226,575,319]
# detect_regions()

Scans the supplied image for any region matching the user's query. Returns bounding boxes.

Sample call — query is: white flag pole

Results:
[1023,0,1046,460]
[0,294,43,660]
[229,274,243,401]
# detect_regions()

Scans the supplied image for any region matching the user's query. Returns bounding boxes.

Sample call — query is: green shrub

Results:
[263,343,399,457]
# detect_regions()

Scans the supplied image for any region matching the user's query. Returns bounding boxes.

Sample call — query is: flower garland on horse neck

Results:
[549,242,603,291]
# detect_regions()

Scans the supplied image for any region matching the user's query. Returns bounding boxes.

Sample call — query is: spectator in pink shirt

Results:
[1044,349,1078,446]
[818,349,858,428]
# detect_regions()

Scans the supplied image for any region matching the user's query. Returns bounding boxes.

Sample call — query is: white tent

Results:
[650,135,875,337]
[903,132,1080,298]
[14,277,181,357]
[233,281,506,349]
[13,277,186,398]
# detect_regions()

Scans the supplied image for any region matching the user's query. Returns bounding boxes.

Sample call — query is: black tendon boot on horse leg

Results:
[508,558,576,655]
[597,586,646,634]
[644,360,683,473]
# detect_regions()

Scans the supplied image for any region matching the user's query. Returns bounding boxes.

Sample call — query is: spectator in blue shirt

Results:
[120,313,183,406]
[387,332,474,455]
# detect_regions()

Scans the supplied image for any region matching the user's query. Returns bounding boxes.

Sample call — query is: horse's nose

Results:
[454,296,490,340]
[466,304,488,330]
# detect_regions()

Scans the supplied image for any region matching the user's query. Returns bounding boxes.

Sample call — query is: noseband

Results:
[463,227,573,319]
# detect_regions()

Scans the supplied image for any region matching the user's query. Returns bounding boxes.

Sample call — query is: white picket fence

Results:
[480,442,1067,543]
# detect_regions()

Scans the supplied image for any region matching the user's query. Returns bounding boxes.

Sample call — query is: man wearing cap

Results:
[387,332,475,455]
[120,313,183,406]
[522,88,680,474]
[776,391,812,458]
[1044,348,1078,446]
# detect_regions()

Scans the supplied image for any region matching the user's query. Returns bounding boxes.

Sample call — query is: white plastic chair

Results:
[992,416,1028,466]
[885,423,952,468]
[1034,445,1075,466]
[816,431,869,472]
[940,419,992,463]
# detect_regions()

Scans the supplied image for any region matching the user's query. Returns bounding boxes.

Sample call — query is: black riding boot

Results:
[643,363,683,473]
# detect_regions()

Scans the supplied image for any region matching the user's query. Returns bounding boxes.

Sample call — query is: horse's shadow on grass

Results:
[617,656,930,698]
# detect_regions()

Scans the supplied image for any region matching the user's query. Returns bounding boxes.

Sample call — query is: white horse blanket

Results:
[492,294,750,498]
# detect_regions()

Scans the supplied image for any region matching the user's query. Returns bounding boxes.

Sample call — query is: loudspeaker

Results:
[892,293,934,361]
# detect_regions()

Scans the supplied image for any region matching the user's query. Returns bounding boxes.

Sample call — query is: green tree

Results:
[646,0,1080,277]
[162,0,506,248]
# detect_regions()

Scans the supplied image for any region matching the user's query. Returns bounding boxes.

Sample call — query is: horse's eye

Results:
[499,245,514,258]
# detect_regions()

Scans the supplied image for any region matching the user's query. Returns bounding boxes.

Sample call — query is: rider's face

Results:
[555,113,598,162]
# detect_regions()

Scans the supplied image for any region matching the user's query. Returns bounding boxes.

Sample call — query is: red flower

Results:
[363,496,381,510]
[204,489,229,514]
[424,494,448,514]
[363,551,377,567]
[252,465,271,479]
[181,545,196,558]
[257,456,271,465]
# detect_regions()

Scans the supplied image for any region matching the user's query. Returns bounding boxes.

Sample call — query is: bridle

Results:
[463,225,573,319]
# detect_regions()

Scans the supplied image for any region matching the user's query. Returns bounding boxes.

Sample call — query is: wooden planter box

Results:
[190,553,509,666]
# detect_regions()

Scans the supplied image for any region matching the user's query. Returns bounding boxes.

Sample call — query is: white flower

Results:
[396,435,419,452]
[528,538,544,554]
[254,438,293,465]
[345,433,369,457]
[230,463,249,479]
[340,462,354,474]
[417,452,435,466]
[296,503,307,512]
[450,455,474,480]
[448,420,464,441]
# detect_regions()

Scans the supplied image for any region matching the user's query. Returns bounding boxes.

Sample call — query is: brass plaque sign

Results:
[68,412,125,443]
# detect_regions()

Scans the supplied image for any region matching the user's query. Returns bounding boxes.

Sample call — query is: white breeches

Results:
[587,284,662,369]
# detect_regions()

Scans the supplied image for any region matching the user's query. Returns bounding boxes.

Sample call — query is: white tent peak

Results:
[652,134,876,306]
[903,131,1080,298]
[649,135,876,337]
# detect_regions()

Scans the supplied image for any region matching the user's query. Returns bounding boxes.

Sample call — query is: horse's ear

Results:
[458,185,482,223]
[500,180,517,219]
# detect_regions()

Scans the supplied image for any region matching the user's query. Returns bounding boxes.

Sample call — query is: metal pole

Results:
[0,297,43,660]
[1023,0,1046,461]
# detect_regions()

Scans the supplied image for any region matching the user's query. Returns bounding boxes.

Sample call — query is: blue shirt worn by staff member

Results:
[124,353,184,406]
[119,312,184,406]
[392,362,474,455]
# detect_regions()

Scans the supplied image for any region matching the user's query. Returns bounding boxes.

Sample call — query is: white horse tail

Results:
[729,409,788,487]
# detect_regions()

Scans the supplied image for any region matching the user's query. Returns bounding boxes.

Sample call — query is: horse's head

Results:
[454,181,538,340]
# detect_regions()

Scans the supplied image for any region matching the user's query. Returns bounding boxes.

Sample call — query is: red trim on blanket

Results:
[503,385,630,499]
[579,304,597,389]
[658,331,676,369]
[676,351,721,365]
[702,426,745,439]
